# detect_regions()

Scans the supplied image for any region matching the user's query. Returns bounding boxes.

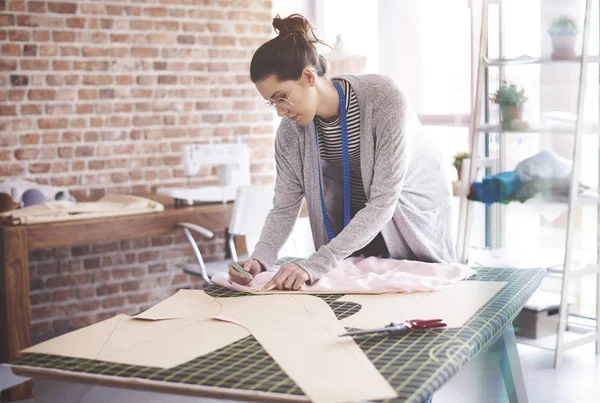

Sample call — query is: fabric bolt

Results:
[213,256,475,294]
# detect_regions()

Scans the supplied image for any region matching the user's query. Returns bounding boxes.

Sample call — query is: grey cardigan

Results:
[251,74,456,281]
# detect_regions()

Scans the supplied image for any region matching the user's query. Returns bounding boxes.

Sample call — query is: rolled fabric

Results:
[482,171,521,202]
[21,188,46,207]
[469,171,521,204]
[0,192,17,213]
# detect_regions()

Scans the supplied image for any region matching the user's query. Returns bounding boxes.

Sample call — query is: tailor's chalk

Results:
[231,261,253,280]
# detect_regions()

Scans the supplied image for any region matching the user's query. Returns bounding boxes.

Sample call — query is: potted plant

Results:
[490,82,528,131]
[547,14,579,60]
[452,151,471,182]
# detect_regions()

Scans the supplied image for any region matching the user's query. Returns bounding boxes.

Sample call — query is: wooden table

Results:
[0,199,233,401]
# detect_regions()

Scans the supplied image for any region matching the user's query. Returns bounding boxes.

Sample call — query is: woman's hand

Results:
[262,263,309,291]
[228,259,263,285]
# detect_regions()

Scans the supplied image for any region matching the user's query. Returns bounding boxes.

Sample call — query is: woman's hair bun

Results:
[273,14,314,39]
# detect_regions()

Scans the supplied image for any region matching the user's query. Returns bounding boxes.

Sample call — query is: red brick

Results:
[138,251,159,263]
[48,2,77,14]
[76,104,93,114]
[100,89,114,99]
[60,46,79,56]
[98,18,112,29]
[132,47,158,58]
[128,293,149,304]
[130,20,152,30]
[155,20,178,31]
[97,283,120,296]
[78,89,97,100]
[111,33,130,43]
[79,3,103,14]
[28,88,56,101]
[45,104,73,115]
[75,145,94,157]
[40,146,58,159]
[107,116,129,127]
[158,75,177,85]
[18,15,64,27]
[52,162,69,173]
[31,306,49,321]
[15,148,39,160]
[81,300,100,312]
[66,17,85,28]
[20,60,48,70]
[83,257,101,270]
[43,133,59,144]
[23,44,36,56]
[182,22,205,32]
[86,160,104,171]
[39,44,58,56]
[33,30,49,41]
[2,43,20,56]
[20,133,40,145]
[75,61,109,72]
[52,60,70,70]
[70,315,94,329]
[30,291,53,305]
[38,118,68,129]
[147,33,175,45]
[0,105,16,115]
[27,1,45,12]
[53,30,75,42]
[121,280,139,292]
[144,7,167,17]
[29,163,50,174]
[0,13,14,26]
[54,289,75,302]
[105,5,123,15]
[0,59,16,71]
[0,163,25,176]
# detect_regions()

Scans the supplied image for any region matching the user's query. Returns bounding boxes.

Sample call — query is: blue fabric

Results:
[469,170,521,204]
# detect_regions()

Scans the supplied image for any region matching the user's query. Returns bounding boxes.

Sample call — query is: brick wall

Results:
[0,0,275,341]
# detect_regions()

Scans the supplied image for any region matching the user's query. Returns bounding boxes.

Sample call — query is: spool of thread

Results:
[21,188,46,207]
[55,190,70,201]
[0,192,16,213]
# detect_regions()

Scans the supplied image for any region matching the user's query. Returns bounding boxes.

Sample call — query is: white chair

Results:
[178,185,314,284]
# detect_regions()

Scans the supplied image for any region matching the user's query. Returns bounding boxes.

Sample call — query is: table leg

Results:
[0,226,33,400]
[495,325,528,403]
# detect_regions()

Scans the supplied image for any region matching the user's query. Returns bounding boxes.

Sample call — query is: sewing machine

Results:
[157,143,251,206]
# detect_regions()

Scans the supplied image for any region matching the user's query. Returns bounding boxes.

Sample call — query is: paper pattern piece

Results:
[338,281,507,329]
[214,294,398,403]
[24,291,249,368]
[134,289,219,320]
[212,256,476,294]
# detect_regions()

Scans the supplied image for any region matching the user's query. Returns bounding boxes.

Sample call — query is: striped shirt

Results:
[315,79,368,211]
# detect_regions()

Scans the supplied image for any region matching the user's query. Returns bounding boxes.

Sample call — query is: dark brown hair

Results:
[250,14,329,83]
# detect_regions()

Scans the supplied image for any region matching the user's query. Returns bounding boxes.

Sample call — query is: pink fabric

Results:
[212,256,476,294]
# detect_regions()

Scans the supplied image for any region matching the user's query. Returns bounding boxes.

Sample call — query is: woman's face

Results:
[255,71,317,126]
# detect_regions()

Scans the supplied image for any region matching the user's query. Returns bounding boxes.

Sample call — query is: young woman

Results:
[229,14,455,291]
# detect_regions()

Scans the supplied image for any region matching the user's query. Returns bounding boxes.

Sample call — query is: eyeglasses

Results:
[267,76,301,112]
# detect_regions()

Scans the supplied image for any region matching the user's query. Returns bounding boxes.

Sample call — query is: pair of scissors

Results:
[339,319,447,338]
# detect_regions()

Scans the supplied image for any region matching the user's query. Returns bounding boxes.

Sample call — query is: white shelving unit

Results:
[457,0,600,368]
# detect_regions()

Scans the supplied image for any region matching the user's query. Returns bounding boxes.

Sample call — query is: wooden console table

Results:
[0,198,233,401]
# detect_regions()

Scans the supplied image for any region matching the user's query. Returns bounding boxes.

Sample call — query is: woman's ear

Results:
[301,67,316,87]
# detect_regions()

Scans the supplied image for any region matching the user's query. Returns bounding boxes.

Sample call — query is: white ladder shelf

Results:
[458,0,600,368]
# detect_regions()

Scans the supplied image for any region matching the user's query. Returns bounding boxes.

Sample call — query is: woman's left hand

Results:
[262,263,309,291]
